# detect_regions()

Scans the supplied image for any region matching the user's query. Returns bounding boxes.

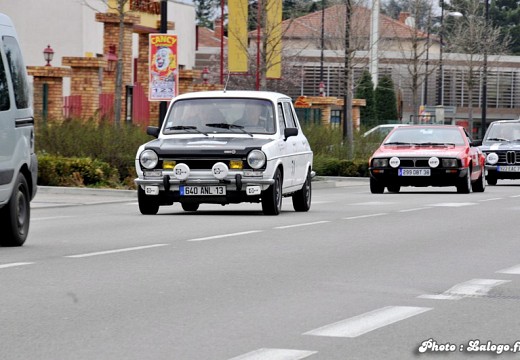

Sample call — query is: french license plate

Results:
[498,165,520,172]
[180,186,226,196]
[398,168,431,176]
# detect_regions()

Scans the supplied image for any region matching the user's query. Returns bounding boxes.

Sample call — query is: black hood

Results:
[144,136,273,156]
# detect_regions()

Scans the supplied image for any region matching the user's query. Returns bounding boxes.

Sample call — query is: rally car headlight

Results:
[247,150,266,169]
[486,152,499,165]
[140,150,159,169]
[372,158,388,167]
[442,158,458,168]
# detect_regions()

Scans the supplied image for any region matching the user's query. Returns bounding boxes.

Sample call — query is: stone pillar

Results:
[27,66,71,123]
[61,57,107,119]
[96,12,140,121]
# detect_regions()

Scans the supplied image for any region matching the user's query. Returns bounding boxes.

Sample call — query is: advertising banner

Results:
[149,34,178,101]
[228,0,248,73]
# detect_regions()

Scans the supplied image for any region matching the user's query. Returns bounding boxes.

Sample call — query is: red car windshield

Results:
[384,128,465,146]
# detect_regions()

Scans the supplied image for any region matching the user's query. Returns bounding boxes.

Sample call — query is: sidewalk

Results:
[32,177,369,208]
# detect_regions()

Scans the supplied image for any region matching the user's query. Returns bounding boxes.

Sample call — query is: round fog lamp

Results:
[389,157,400,168]
[486,152,498,165]
[173,163,190,180]
[212,162,229,180]
[428,157,440,168]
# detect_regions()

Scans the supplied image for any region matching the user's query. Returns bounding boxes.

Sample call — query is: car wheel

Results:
[138,186,160,215]
[262,168,282,215]
[0,173,30,247]
[181,203,199,212]
[387,184,401,193]
[486,173,497,186]
[292,170,311,212]
[457,169,472,194]
[472,170,486,192]
[370,177,385,194]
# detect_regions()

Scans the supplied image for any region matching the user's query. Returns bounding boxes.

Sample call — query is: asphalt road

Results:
[2,178,520,360]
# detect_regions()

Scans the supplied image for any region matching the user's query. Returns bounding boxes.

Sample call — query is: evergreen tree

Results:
[375,75,399,124]
[355,70,377,127]
[195,0,215,29]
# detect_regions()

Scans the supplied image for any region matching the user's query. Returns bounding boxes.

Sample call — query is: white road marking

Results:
[428,203,477,207]
[303,306,432,338]
[479,198,503,202]
[188,230,263,242]
[65,244,168,258]
[497,264,520,274]
[510,195,520,198]
[418,279,510,300]
[343,213,387,220]
[275,221,331,229]
[228,348,317,360]
[351,201,395,206]
[32,216,74,221]
[399,207,431,213]
[0,262,34,269]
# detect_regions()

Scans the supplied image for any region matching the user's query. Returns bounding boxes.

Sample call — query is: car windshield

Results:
[384,127,465,146]
[484,122,520,142]
[163,98,276,135]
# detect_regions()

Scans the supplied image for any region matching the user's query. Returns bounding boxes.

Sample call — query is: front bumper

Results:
[369,167,468,187]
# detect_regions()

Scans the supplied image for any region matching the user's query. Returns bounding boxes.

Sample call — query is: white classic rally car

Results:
[135,90,314,215]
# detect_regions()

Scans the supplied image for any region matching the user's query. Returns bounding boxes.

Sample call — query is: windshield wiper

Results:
[166,125,208,136]
[417,142,456,146]
[384,141,413,145]
[205,123,253,137]
[485,137,509,142]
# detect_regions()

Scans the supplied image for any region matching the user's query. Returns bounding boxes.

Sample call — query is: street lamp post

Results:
[481,0,489,139]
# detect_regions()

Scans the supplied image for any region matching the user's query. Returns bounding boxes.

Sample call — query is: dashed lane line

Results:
[274,221,331,229]
[187,230,263,242]
[497,264,520,275]
[479,198,503,202]
[227,348,317,360]
[399,207,431,213]
[303,306,432,338]
[343,213,387,220]
[65,244,169,258]
[418,279,510,300]
[0,262,34,269]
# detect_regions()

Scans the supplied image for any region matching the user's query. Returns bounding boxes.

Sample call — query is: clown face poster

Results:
[149,34,178,101]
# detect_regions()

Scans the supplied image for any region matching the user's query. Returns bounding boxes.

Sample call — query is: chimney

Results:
[214,18,222,37]
[398,12,410,24]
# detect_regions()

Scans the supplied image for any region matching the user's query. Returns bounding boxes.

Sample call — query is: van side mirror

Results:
[284,127,298,140]
[147,126,160,138]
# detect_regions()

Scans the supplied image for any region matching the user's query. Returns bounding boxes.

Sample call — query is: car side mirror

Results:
[471,140,482,147]
[284,127,298,140]
[147,126,160,138]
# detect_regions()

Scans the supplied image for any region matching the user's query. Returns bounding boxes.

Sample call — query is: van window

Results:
[0,50,9,111]
[2,36,29,109]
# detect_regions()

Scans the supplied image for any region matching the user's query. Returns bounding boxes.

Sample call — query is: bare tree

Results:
[444,0,510,133]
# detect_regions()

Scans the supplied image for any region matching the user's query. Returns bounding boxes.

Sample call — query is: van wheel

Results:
[181,203,199,212]
[262,168,282,215]
[138,187,160,215]
[0,173,30,246]
[292,171,311,212]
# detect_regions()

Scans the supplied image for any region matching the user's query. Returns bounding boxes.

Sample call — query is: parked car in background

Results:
[135,90,314,215]
[369,125,485,193]
[479,119,520,185]
[0,13,37,246]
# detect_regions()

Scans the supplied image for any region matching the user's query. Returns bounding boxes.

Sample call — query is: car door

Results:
[279,100,302,189]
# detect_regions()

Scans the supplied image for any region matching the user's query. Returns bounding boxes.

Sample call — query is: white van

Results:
[0,13,37,246]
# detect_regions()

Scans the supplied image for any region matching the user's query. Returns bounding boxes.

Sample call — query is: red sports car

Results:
[369,125,486,193]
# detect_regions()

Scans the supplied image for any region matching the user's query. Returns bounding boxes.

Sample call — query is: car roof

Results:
[489,119,520,125]
[172,90,292,103]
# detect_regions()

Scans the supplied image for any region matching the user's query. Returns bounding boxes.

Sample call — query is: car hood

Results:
[373,145,467,158]
[480,141,520,151]
[144,136,274,156]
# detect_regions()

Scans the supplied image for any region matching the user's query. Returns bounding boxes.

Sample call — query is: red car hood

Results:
[373,145,467,158]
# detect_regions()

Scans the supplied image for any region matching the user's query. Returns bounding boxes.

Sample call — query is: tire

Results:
[370,177,385,194]
[486,173,497,186]
[0,173,30,247]
[138,186,160,215]
[387,184,401,193]
[472,170,486,192]
[292,171,311,212]
[262,168,282,215]
[181,203,199,212]
[457,168,471,194]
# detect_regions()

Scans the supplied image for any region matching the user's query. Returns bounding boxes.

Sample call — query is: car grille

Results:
[399,158,430,167]
[496,151,520,165]
[159,157,257,170]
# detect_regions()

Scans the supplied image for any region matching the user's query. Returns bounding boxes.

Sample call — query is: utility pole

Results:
[343,0,353,146]
[159,0,168,128]
[480,0,489,139]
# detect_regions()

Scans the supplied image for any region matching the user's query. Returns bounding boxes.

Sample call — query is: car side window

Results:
[282,102,297,128]
[277,103,285,133]
[0,47,9,111]
[2,36,29,109]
